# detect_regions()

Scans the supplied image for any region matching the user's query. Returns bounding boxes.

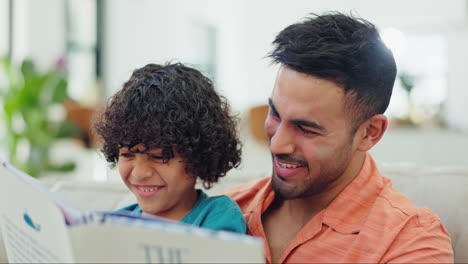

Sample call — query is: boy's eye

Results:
[119,152,133,158]
[150,154,164,160]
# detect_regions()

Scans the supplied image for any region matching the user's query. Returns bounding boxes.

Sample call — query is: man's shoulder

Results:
[219,177,271,209]
[221,177,270,198]
[370,181,454,263]
[374,182,444,227]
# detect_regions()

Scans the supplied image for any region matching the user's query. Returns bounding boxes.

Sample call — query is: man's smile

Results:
[273,156,308,179]
[278,160,305,169]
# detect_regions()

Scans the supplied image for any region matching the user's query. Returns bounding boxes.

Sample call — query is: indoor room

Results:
[1,0,467,263]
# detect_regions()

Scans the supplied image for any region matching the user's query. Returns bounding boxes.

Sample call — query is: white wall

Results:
[12,0,65,70]
[447,26,468,132]
[11,0,467,128]
[234,0,468,112]
[0,0,9,56]
[102,0,468,131]
[103,0,243,108]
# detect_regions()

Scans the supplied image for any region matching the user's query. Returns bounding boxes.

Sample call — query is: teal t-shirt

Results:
[116,189,246,234]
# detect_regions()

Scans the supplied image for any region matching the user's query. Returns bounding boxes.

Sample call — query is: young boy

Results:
[94,63,245,233]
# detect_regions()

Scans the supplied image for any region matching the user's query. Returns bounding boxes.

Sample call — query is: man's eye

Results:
[119,153,133,158]
[299,126,318,136]
[270,108,279,118]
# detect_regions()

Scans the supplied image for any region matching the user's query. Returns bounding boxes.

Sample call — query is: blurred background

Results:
[1,0,468,183]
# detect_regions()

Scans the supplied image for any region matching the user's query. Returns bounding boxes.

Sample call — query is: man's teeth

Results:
[279,161,302,168]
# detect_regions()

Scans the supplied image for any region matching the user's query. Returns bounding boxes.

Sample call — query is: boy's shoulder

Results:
[184,190,246,233]
[113,203,141,215]
[196,190,241,215]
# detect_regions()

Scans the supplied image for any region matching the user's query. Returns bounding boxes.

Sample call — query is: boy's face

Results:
[118,144,198,220]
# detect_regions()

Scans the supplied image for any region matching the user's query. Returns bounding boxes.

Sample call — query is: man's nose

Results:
[269,123,295,154]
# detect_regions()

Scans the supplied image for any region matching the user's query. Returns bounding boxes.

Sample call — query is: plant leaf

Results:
[55,119,81,138]
[51,77,68,103]
[20,59,37,79]
[48,162,76,172]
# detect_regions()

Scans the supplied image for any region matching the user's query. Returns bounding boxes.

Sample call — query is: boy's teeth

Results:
[279,161,301,168]
[142,187,159,192]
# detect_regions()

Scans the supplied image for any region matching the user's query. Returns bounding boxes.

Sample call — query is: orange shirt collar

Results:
[322,152,386,234]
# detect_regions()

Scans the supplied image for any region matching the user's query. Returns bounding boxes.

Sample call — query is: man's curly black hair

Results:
[94,63,241,189]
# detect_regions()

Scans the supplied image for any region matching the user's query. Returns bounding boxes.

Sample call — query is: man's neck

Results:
[261,152,367,263]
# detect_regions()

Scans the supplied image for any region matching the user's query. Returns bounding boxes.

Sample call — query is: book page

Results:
[0,161,75,263]
[69,214,264,263]
[0,159,82,224]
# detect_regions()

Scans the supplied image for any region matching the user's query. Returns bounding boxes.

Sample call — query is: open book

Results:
[0,158,265,263]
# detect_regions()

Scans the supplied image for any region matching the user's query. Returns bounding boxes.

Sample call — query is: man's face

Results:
[265,67,358,199]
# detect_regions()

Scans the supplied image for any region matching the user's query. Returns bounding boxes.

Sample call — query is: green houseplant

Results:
[0,57,80,177]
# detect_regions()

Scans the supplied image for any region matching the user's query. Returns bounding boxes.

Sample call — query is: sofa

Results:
[1,163,467,263]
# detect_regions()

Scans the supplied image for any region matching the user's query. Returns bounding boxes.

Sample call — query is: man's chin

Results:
[271,170,333,199]
[271,172,299,200]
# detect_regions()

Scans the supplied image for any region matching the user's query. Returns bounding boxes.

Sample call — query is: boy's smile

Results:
[133,185,165,198]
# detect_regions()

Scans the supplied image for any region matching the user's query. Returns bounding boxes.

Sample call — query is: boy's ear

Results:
[355,114,387,152]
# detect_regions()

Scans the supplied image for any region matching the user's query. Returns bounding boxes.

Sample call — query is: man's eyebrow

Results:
[268,98,279,116]
[268,98,326,133]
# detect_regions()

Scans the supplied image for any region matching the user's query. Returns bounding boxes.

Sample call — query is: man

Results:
[223,12,453,263]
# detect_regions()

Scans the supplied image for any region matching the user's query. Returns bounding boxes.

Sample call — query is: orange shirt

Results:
[223,153,454,263]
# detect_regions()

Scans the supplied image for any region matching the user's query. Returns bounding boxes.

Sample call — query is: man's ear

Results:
[355,114,387,152]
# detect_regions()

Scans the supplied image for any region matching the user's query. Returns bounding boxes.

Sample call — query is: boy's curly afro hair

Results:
[94,63,241,188]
